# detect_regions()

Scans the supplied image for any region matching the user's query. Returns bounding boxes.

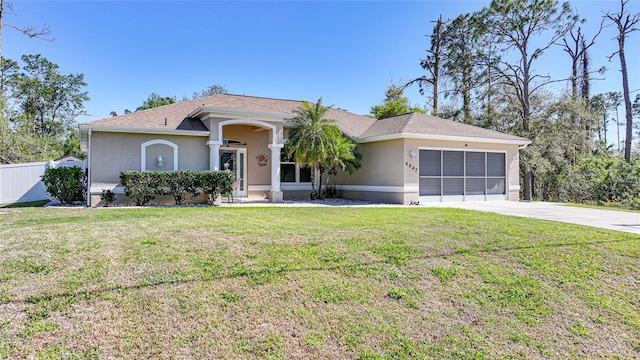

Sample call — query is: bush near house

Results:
[41,166,86,204]
[120,170,235,206]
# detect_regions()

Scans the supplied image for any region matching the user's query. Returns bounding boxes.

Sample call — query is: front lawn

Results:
[0,207,638,358]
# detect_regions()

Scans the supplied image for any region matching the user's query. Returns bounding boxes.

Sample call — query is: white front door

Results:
[220,148,247,197]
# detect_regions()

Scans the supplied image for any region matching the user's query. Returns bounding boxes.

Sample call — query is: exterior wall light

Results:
[157,156,164,167]
[409,150,417,159]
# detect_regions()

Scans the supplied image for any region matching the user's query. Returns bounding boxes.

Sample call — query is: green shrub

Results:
[41,166,86,204]
[120,171,160,206]
[566,156,640,208]
[184,171,203,202]
[119,170,236,206]
[100,189,116,207]
[162,170,191,205]
[200,171,236,205]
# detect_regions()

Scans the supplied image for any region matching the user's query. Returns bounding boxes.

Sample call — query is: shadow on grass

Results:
[5,234,639,308]
[0,200,50,208]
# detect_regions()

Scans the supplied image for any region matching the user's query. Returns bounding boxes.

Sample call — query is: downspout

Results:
[86,129,92,207]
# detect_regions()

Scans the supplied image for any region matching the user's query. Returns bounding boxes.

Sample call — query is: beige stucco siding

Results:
[334,139,405,186]
[90,132,209,184]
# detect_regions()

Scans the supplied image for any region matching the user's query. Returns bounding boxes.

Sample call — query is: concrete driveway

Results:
[422,201,640,235]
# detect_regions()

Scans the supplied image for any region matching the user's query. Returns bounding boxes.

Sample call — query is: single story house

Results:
[79,94,531,206]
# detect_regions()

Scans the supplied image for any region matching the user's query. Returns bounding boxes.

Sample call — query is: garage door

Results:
[419,150,506,202]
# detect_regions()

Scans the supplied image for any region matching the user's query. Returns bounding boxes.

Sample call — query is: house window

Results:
[280,149,311,183]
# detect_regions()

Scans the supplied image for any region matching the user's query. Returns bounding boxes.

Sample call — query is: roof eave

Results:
[78,124,210,137]
[354,132,532,146]
[188,106,295,122]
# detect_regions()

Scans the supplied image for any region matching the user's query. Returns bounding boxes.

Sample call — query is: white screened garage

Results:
[419,149,507,202]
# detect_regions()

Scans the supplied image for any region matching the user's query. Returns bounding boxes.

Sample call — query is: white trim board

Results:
[79,126,209,137]
[90,186,126,195]
[336,185,419,193]
[356,132,531,146]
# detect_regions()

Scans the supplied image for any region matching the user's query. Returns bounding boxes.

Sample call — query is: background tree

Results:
[125,92,176,113]
[559,25,602,100]
[441,13,480,124]
[191,83,228,99]
[370,85,424,119]
[604,0,639,162]
[480,0,575,201]
[406,15,446,116]
[604,91,623,149]
[15,54,88,137]
[0,55,87,163]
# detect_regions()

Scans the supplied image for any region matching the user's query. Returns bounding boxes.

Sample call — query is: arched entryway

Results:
[206,119,284,202]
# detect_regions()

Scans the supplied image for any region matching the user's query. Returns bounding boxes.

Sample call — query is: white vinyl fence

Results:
[0,159,86,204]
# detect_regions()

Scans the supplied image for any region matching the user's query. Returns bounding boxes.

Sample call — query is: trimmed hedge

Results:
[120,170,236,206]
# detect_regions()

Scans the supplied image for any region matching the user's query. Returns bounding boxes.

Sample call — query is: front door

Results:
[220,148,247,197]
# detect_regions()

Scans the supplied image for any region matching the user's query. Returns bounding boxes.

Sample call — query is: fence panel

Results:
[0,160,86,204]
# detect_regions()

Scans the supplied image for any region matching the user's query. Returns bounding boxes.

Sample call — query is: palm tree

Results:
[324,136,361,198]
[287,98,342,199]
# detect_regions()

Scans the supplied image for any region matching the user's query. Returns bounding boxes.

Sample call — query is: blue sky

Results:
[5,0,639,143]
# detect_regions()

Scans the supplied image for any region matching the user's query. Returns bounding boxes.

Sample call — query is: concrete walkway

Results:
[422,201,640,235]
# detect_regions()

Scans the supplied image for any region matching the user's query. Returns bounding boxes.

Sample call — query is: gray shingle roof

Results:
[358,112,528,142]
[82,94,529,144]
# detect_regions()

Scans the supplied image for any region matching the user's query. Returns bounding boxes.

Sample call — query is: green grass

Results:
[0,199,50,208]
[565,201,640,213]
[0,206,638,358]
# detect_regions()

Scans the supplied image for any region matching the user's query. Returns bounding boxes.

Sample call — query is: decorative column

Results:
[268,143,284,202]
[207,141,222,170]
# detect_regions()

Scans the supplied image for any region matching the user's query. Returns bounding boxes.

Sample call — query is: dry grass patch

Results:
[0,206,638,358]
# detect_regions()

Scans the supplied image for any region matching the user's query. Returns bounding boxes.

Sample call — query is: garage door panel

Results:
[466,152,485,176]
[466,178,485,195]
[419,150,441,176]
[487,153,506,177]
[487,178,505,194]
[419,178,441,196]
[443,178,464,195]
[443,151,464,176]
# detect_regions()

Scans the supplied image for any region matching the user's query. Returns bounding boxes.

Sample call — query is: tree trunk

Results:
[310,164,317,200]
[432,16,443,117]
[571,56,578,100]
[522,58,532,201]
[618,35,633,162]
[523,164,532,202]
[462,66,472,124]
[0,0,3,62]
[580,39,590,102]
[317,163,324,199]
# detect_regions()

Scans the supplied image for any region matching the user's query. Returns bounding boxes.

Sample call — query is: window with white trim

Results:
[280,149,311,183]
